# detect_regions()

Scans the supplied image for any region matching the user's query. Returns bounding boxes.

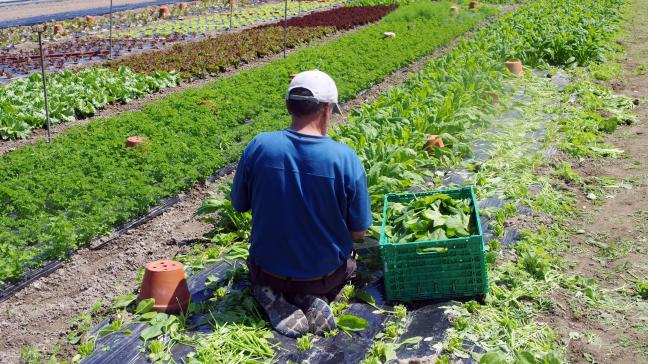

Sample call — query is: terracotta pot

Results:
[86,15,95,24]
[468,1,479,9]
[53,24,64,34]
[138,259,191,314]
[450,6,460,14]
[178,2,189,10]
[159,6,171,17]
[424,134,445,152]
[505,59,524,76]
[126,135,148,148]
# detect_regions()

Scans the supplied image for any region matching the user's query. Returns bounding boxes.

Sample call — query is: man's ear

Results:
[323,103,333,119]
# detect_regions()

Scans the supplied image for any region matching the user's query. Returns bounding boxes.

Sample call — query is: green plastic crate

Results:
[379,186,488,302]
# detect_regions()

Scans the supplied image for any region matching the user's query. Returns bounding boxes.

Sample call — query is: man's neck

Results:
[290,118,327,136]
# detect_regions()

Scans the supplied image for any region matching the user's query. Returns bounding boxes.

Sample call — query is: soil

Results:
[0,10,511,362]
[538,0,648,362]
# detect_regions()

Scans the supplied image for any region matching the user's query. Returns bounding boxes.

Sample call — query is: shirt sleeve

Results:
[347,161,372,232]
[231,148,251,212]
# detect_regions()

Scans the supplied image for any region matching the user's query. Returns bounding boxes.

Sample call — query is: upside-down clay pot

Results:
[505,59,524,76]
[178,2,189,10]
[138,260,191,314]
[53,24,64,34]
[424,134,445,153]
[450,6,460,14]
[85,15,95,24]
[159,6,171,17]
[126,135,148,148]
[468,1,479,9]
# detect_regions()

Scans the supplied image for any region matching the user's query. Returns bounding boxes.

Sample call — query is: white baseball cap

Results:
[286,70,342,114]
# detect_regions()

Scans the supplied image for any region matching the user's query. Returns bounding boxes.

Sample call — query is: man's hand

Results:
[351,231,366,242]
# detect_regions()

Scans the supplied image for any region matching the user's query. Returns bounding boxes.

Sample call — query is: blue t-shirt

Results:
[231,129,371,279]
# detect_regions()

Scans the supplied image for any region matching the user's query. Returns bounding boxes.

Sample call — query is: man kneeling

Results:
[230,70,371,337]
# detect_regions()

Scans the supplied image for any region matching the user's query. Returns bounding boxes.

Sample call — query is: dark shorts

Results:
[247,255,357,301]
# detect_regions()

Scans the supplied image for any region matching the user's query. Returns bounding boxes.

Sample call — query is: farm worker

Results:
[231,70,371,338]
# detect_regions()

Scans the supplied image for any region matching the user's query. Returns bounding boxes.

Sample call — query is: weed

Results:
[19,346,42,364]
[554,162,582,183]
[590,62,624,81]
[296,334,313,352]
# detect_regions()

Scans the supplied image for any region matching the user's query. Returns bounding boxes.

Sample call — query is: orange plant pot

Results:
[424,134,445,153]
[53,24,64,34]
[468,1,479,9]
[159,6,171,17]
[85,15,95,24]
[505,59,524,76]
[138,260,191,314]
[178,2,189,10]
[126,135,148,148]
[450,6,459,14]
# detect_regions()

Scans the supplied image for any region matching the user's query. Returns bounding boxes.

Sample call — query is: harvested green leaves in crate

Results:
[384,194,475,243]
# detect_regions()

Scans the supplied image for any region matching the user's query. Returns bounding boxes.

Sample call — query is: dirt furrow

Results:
[538,0,648,361]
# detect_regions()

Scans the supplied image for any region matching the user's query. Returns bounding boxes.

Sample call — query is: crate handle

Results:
[416,246,449,255]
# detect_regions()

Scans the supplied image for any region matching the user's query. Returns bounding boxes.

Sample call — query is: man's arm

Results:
[347,165,372,241]
[231,149,251,212]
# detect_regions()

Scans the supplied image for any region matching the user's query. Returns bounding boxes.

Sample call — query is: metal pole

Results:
[229,0,233,30]
[109,0,113,59]
[283,0,288,58]
[37,31,52,143]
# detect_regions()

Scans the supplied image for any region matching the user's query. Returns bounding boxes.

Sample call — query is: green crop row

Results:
[122,0,343,38]
[0,1,495,285]
[0,68,179,140]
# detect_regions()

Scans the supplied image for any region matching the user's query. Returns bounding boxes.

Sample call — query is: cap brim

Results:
[332,103,343,115]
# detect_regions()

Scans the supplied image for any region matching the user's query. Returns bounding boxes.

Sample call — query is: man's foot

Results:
[252,285,309,338]
[287,293,336,335]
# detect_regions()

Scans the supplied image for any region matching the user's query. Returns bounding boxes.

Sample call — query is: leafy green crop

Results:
[0,67,178,140]
[385,194,475,243]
